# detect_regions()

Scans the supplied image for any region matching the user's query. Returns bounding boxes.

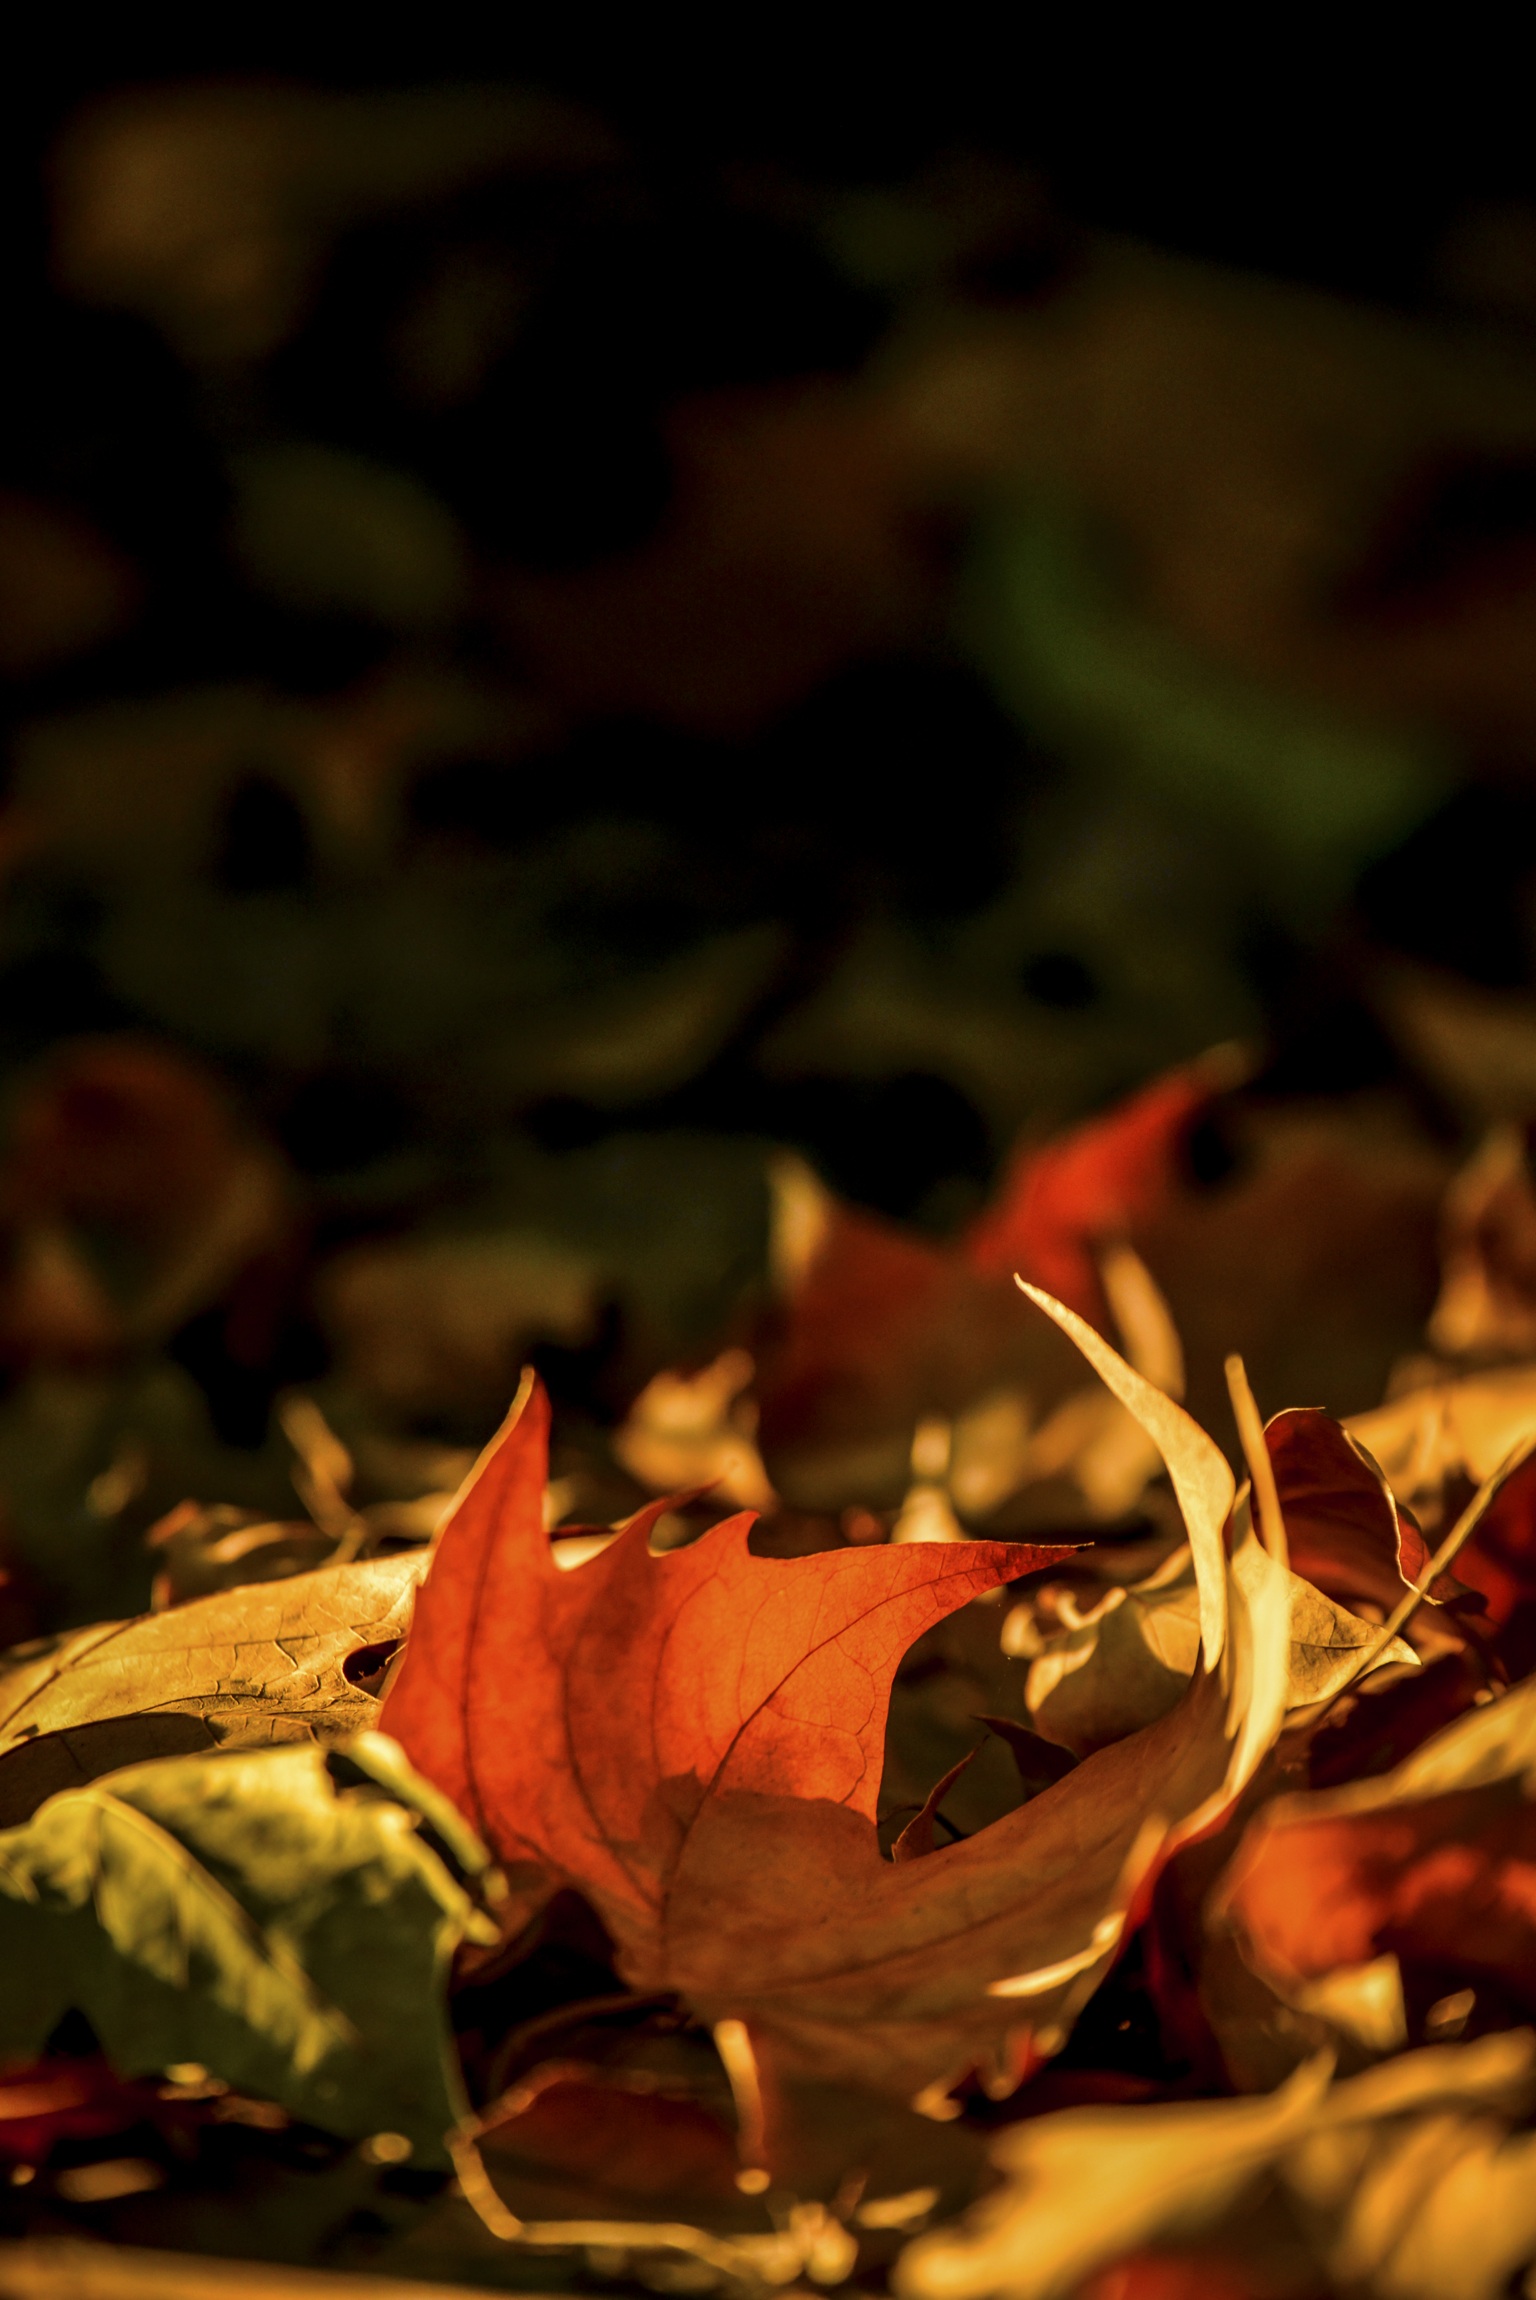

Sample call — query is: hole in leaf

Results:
[343,1639,403,1694]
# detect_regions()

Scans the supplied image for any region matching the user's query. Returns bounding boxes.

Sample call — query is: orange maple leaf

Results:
[382,1297,1289,2112]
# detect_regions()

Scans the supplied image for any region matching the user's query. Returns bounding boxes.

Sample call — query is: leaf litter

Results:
[5,1102,1536,2296]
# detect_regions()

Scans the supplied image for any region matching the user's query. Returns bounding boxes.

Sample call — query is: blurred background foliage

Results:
[3,26,1536,1627]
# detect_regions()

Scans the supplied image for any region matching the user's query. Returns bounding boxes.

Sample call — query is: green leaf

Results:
[0,1734,496,2163]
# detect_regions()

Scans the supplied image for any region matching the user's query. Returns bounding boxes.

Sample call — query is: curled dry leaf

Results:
[1328,1369,1536,1672]
[1016,1536,1414,1759]
[382,1292,1293,2120]
[0,1551,424,1824]
[1218,1670,1536,2040]
[1263,1406,1445,1615]
[896,2033,1536,2300]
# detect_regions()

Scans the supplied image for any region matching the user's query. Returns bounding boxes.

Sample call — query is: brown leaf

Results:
[0,1037,294,1369]
[614,1348,777,1512]
[1341,1368,1536,1677]
[0,1553,423,1824]
[1441,1450,1536,1675]
[1017,1538,1414,1759]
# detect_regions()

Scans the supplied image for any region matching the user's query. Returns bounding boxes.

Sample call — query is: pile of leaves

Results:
[5,1082,1536,2300]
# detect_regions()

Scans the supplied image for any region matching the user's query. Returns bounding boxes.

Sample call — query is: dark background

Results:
[3,25,1536,1626]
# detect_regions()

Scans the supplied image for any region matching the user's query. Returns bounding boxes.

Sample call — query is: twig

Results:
[446,2124,780,2296]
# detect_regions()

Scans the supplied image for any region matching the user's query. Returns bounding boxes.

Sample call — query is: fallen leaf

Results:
[1012,1553,1200,1756]
[1254,1553,1419,1712]
[1344,1367,1536,1672]
[316,1226,601,1428]
[968,1055,1449,1448]
[897,2051,1336,2300]
[1264,1406,1441,1614]
[758,1065,1443,1531]
[0,1552,424,1824]
[896,2033,1536,2300]
[0,1732,497,2161]
[0,1036,295,1370]
[382,1297,1291,2114]
[966,1056,1234,1322]
[1017,1532,1415,1758]
[755,1157,1087,1512]
[1218,1671,1536,2038]
[758,1149,1188,1531]
[0,2053,196,2167]
[1430,1447,1536,1679]
[145,1501,339,1609]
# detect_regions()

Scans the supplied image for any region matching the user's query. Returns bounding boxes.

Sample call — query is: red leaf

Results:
[1264,1406,1438,1613]
[754,1186,1076,1481]
[0,2055,206,2165]
[1220,1681,1536,2029]
[964,1063,1222,1315]
[1451,1449,1536,1667]
[1226,1782,1536,2021]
